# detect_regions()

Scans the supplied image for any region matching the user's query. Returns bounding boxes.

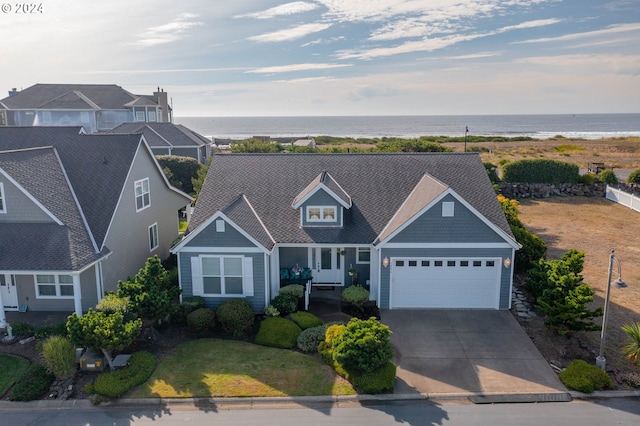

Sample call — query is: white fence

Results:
[606,185,640,213]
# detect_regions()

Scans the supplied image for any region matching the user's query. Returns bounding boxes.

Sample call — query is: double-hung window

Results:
[306,206,336,222]
[135,178,150,211]
[148,223,159,251]
[35,274,74,298]
[191,255,254,297]
[356,247,371,264]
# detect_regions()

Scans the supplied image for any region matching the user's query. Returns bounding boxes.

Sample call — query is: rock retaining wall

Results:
[498,182,607,198]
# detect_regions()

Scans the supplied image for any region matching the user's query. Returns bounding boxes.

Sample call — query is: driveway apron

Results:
[381,309,568,396]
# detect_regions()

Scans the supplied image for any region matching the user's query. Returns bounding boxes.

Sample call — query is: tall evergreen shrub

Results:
[502,159,579,184]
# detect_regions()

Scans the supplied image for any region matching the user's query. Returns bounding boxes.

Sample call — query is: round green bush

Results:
[271,293,299,316]
[350,362,397,394]
[627,168,640,184]
[279,284,304,299]
[94,351,157,397]
[9,364,55,401]
[558,359,612,393]
[255,317,302,349]
[290,311,323,330]
[596,169,618,184]
[216,298,255,337]
[186,307,215,333]
[342,285,370,306]
[297,325,326,353]
[41,336,76,379]
[332,317,393,373]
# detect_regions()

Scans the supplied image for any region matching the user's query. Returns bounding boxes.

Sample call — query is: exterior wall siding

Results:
[0,178,54,222]
[186,219,257,248]
[100,146,188,293]
[299,190,343,227]
[389,195,504,244]
[378,247,513,309]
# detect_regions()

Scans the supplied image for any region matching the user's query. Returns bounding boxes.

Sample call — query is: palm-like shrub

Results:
[622,322,640,365]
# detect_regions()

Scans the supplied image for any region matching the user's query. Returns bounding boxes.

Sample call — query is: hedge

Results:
[93,351,157,398]
[502,159,579,184]
[156,155,202,193]
[255,317,302,349]
[9,364,55,401]
[290,311,323,330]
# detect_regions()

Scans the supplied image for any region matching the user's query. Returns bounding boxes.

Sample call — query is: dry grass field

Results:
[517,197,640,374]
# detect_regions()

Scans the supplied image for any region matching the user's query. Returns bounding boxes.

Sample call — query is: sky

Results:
[1,0,639,116]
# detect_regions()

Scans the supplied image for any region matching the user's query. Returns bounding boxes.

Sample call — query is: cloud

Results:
[248,63,352,74]
[236,1,319,19]
[497,18,562,32]
[513,22,640,44]
[248,23,332,42]
[133,13,203,47]
[442,51,503,60]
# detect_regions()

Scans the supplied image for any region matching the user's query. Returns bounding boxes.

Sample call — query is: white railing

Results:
[606,185,640,213]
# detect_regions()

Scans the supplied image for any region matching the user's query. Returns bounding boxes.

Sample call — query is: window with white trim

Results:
[356,247,370,264]
[42,111,52,123]
[442,201,454,217]
[148,110,157,122]
[148,223,158,251]
[134,178,150,211]
[0,182,6,213]
[35,274,74,298]
[306,206,336,222]
[136,110,145,121]
[191,255,254,297]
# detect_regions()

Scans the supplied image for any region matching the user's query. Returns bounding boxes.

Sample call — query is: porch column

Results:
[0,289,6,328]
[72,274,83,316]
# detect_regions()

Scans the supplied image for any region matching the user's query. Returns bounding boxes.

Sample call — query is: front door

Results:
[0,274,19,311]
[310,247,343,285]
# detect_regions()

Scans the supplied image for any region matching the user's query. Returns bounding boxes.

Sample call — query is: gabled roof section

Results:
[189,153,514,246]
[108,122,209,148]
[38,90,101,110]
[292,171,352,209]
[375,173,449,243]
[0,147,107,270]
[0,84,155,110]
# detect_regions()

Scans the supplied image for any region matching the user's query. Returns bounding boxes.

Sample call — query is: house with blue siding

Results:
[171,153,520,311]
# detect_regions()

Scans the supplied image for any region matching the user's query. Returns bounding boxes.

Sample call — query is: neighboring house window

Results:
[356,247,370,264]
[135,178,150,211]
[0,182,5,213]
[148,223,159,251]
[35,274,74,298]
[442,201,455,217]
[307,206,336,222]
[42,111,52,123]
[148,110,157,122]
[136,110,145,121]
[191,255,254,297]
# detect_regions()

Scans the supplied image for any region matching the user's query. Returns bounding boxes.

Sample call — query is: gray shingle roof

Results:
[0,147,108,270]
[108,122,209,148]
[190,153,513,246]
[0,84,155,110]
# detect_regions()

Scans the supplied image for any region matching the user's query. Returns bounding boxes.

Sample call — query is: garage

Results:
[389,257,501,309]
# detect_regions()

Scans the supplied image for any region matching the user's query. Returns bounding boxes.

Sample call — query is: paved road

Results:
[1,398,639,425]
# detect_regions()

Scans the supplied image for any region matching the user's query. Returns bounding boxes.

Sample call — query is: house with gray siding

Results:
[0,84,171,133]
[171,153,520,312]
[0,127,192,325]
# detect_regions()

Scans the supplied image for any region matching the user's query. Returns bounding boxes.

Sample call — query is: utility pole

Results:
[464,126,469,152]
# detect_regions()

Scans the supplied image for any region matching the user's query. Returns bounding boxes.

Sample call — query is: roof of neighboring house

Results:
[188,153,514,249]
[0,147,108,270]
[0,127,192,270]
[0,84,158,110]
[108,122,210,148]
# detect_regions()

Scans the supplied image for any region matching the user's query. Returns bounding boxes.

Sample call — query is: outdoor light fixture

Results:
[382,257,389,268]
[503,257,512,268]
[596,249,627,371]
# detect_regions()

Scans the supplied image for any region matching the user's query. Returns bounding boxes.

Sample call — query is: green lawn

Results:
[129,339,356,398]
[0,354,30,397]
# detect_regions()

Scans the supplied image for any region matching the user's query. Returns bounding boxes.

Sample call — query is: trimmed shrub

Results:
[271,293,299,316]
[41,336,76,379]
[216,298,255,337]
[627,168,640,184]
[156,155,203,193]
[279,284,304,299]
[596,169,618,184]
[10,322,35,338]
[577,173,595,184]
[93,351,157,398]
[297,322,346,353]
[34,322,67,339]
[484,162,500,184]
[342,285,370,309]
[332,317,393,373]
[9,364,55,401]
[558,360,612,393]
[511,225,547,273]
[350,362,397,394]
[182,296,205,314]
[290,311,323,330]
[186,307,215,333]
[502,159,579,184]
[255,317,302,349]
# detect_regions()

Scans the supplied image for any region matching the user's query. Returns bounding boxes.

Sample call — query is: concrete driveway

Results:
[381,309,569,400]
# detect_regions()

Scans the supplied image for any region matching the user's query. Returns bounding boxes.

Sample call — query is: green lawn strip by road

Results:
[129,339,356,398]
[0,354,30,397]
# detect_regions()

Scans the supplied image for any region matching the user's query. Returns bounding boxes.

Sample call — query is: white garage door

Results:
[390,258,500,309]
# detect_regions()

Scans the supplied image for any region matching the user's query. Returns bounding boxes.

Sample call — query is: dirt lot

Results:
[515,196,640,380]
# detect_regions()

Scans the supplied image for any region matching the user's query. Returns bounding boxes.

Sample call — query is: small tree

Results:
[626,168,640,185]
[117,256,181,327]
[332,317,393,373]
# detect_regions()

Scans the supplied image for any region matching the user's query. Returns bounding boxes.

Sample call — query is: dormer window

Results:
[307,206,336,222]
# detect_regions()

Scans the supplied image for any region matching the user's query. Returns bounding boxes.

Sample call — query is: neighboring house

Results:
[0,127,192,321]
[108,122,212,163]
[171,153,520,312]
[293,138,316,148]
[0,84,171,133]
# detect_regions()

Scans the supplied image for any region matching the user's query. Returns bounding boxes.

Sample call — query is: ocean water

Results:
[175,114,640,140]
